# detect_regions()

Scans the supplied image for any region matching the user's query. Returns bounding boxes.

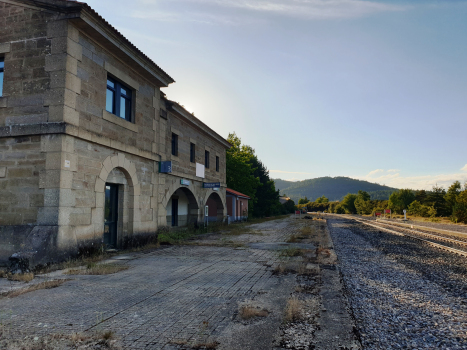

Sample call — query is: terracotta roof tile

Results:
[226,188,251,199]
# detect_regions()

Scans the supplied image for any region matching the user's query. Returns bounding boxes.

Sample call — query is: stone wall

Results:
[0,1,230,266]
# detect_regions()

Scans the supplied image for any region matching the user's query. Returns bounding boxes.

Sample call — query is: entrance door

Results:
[172,198,178,226]
[104,184,119,248]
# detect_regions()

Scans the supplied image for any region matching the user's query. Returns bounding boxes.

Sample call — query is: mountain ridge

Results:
[274,176,397,202]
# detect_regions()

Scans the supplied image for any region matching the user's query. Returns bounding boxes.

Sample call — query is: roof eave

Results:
[168,102,231,149]
[73,8,174,87]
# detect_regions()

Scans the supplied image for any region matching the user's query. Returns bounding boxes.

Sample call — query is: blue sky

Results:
[85,0,467,190]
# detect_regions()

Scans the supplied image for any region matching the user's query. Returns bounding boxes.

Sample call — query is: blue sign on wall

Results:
[159,161,172,173]
[203,182,220,188]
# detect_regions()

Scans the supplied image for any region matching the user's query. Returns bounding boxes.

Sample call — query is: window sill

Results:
[189,162,196,168]
[171,154,180,162]
[103,110,138,133]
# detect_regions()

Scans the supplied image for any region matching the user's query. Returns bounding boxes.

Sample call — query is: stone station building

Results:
[0,0,230,266]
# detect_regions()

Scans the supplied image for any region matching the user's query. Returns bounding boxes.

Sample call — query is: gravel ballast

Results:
[328,218,467,350]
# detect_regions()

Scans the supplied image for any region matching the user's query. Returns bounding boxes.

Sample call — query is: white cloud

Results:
[356,170,467,190]
[210,0,407,19]
[387,169,400,173]
[366,169,384,177]
[133,0,407,24]
[462,164,467,172]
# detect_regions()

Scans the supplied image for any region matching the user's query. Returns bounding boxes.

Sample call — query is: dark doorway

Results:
[172,198,179,226]
[104,184,119,248]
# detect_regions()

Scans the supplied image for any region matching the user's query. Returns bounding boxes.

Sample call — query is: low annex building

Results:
[226,188,250,222]
[0,0,230,266]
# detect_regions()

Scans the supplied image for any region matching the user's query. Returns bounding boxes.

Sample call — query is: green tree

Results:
[282,198,296,214]
[250,156,282,217]
[315,195,329,203]
[341,193,358,214]
[354,190,372,215]
[426,185,448,217]
[452,190,467,223]
[298,197,309,205]
[414,190,428,204]
[445,181,462,216]
[226,133,260,216]
[388,189,415,214]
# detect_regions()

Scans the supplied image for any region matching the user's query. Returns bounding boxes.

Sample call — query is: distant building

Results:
[226,188,250,221]
[279,196,291,205]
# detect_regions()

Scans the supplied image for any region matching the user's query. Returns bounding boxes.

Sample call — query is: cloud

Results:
[356,169,467,190]
[462,164,467,172]
[366,169,384,177]
[207,0,407,19]
[133,0,407,25]
[387,169,400,173]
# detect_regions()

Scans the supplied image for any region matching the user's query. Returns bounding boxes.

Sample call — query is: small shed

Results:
[226,188,250,222]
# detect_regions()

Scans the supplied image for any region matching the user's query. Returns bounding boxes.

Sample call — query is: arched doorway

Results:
[205,192,225,223]
[94,153,141,249]
[166,187,199,227]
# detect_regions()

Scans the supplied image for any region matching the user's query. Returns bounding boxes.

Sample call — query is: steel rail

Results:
[360,218,467,247]
[351,218,467,257]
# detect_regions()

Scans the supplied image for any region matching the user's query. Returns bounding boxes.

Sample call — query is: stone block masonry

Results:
[0,0,230,267]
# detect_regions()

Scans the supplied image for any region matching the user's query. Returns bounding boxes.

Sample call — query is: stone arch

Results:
[92,153,141,246]
[203,190,227,223]
[162,182,201,227]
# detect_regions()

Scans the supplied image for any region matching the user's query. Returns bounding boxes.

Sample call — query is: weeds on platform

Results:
[66,263,128,276]
[284,297,302,322]
[280,247,304,257]
[2,279,69,299]
[6,272,35,282]
[0,330,122,349]
[239,305,269,320]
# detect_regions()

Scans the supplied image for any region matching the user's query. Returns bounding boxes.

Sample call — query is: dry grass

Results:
[284,297,302,322]
[2,279,69,298]
[316,246,331,257]
[286,234,301,243]
[280,247,304,257]
[0,331,121,349]
[169,339,219,349]
[192,341,219,349]
[273,263,286,275]
[299,226,314,236]
[7,272,35,282]
[66,263,128,276]
[239,305,269,320]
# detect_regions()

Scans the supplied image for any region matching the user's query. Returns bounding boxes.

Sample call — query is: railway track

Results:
[327,214,467,257]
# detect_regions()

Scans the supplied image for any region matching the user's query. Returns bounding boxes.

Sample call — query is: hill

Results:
[274,176,397,202]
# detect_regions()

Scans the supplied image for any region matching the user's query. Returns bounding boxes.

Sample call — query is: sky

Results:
[84,0,467,190]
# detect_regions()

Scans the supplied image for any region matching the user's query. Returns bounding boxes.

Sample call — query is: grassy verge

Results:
[1,279,69,298]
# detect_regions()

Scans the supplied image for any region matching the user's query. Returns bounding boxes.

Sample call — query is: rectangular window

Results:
[160,109,167,119]
[216,156,219,172]
[171,133,178,156]
[190,143,195,163]
[0,57,4,97]
[106,76,132,121]
[205,150,210,169]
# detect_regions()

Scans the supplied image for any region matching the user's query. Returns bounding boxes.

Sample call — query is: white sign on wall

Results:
[196,163,205,178]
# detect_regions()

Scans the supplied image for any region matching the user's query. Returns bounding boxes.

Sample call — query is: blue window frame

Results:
[106,76,132,121]
[0,58,4,97]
